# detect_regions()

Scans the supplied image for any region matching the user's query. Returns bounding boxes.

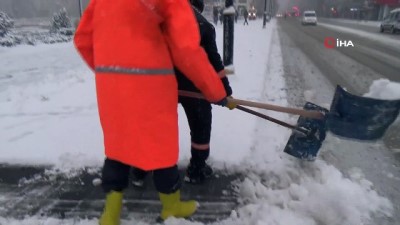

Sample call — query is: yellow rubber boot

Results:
[159,190,198,220]
[99,191,123,225]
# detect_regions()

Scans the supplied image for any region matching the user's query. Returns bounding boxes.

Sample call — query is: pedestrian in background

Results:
[219,8,224,25]
[243,7,249,25]
[213,7,219,25]
[235,8,239,23]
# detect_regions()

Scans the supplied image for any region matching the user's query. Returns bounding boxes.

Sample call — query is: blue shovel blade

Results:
[328,85,400,140]
[284,102,329,161]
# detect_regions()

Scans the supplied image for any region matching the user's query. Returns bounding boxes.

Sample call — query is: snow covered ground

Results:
[0,19,399,225]
[318,22,400,48]
[321,18,382,28]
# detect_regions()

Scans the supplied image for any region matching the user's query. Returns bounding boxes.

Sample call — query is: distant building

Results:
[352,0,400,21]
[318,0,399,20]
[376,0,400,20]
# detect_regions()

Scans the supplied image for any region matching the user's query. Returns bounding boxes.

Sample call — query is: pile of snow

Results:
[364,79,400,100]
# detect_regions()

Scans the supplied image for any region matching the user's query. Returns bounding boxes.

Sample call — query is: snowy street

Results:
[318,18,400,41]
[278,16,400,152]
[278,17,400,225]
[0,18,399,225]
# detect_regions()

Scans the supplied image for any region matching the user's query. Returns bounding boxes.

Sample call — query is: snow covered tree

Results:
[0,11,19,46]
[50,8,72,33]
[0,11,14,37]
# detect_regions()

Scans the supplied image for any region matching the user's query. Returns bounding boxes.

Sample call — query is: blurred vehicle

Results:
[380,8,400,34]
[248,7,257,20]
[301,10,317,26]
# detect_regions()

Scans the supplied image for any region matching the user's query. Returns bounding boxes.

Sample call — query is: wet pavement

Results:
[0,164,240,223]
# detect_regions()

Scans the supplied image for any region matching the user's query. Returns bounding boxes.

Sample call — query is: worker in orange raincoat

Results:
[74,0,232,224]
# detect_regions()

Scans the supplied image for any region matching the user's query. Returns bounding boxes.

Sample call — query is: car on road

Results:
[380,8,400,34]
[301,10,317,26]
[248,8,257,20]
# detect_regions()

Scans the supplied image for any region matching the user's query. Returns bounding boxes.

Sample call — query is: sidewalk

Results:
[0,164,239,223]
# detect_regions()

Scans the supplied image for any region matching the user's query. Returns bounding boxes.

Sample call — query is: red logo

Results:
[324,37,335,49]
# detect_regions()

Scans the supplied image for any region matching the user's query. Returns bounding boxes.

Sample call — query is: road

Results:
[318,18,400,41]
[277,18,400,225]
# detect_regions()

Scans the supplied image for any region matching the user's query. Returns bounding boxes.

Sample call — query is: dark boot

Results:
[184,148,213,184]
[184,161,213,184]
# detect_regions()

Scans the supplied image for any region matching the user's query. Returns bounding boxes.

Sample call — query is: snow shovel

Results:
[327,85,400,140]
[236,105,329,160]
[178,91,329,161]
[235,105,328,160]
[283,86,400,160]
[283,102,329,161]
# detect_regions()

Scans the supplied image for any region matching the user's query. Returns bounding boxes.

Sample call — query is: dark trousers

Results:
[179,96,212,165]
[101,158,181,194]
[179,96,212,145]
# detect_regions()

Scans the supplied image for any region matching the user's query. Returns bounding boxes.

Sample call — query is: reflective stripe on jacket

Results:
[95,66,174,75]
[74,0,226,170]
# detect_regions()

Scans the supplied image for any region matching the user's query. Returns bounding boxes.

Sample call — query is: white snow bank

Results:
[364,79,400,100]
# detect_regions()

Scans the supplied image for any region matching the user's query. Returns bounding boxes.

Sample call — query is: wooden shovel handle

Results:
[236,105,310,135]
[178,90,324,119]
[228,98,324,119]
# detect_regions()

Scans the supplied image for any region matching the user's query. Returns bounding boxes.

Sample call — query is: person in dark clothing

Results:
[243,8,249,25]
[213,7,219,25]
[178,0,233,184]
[219,9,223,25]
[132,0,233,185]
[235,8,238,23]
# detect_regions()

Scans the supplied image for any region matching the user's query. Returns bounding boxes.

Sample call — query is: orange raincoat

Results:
[74,0,226,170]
